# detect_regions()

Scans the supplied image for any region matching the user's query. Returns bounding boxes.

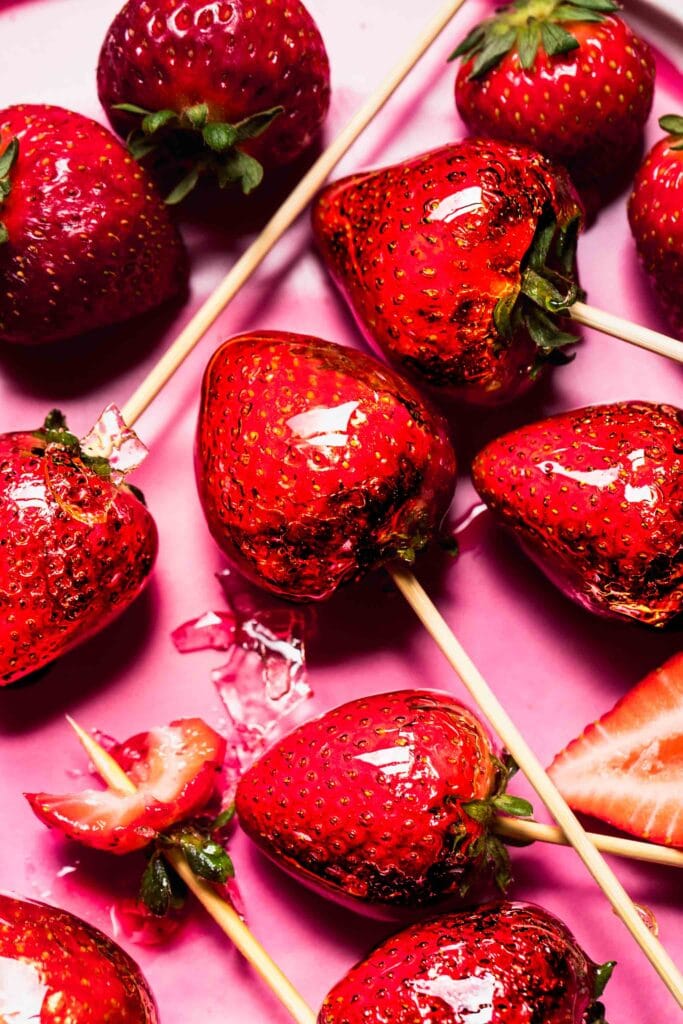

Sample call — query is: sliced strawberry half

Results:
[549,655,683,847]
[26,719,226,854]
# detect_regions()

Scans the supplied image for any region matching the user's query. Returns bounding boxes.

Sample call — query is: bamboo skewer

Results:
[65,717,317,1024]
[494,816,683,869]
[120,0,471,427]
[388,563,683,1009]
[571,302,683,363]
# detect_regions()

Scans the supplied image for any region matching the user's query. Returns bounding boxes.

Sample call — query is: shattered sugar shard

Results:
[171,611,237,653]
[80,403,149,484]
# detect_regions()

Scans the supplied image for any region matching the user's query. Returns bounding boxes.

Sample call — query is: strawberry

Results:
[97,0,331,202]
[0,893,157,1022]
[472,401,683,628]
[0,410,158,686]
[318,900,613,1024]
[452,1,655,218]
[549,653,683,847]
[195,331,457,601]
[236,690,533,911]
[628,115,683,337]
[27,718,226,853]
[313,139,583,406]
[0,104,186,345]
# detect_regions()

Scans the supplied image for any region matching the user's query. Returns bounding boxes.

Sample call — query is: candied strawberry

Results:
[472,401,683,628]
[550,653,683,847]
[318,900,613,1024]
[0,411,158,686]
[452,1,655,217]
[97,0,330,200]
[0,104,186,344]
[236,690,532,911]
[0,893,157,1022]
[313,139,583,405]
[26,718,226,853]
[629,115,683,337]
[195,331,457,601]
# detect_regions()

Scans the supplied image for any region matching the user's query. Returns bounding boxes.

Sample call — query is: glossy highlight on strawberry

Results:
[313,139,583,405]
[0,893,158,1022]
[0,413,158,685]
[0,104,186,344]
[318,900,611,1024]
[629,115,683,337]
[453,2,655,217]
[473,401,683,628]
[195,332,456,601]
[97,0,330,198]
[236,690,514,911]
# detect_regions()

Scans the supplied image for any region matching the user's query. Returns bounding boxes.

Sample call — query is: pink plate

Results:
[0,0,681,1020]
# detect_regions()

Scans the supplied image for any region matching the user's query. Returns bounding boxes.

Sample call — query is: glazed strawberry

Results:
[313,139,583,405]
[0,411,158,686]
[27,718,226,853]
[629,115,683,336]
[0,104,186,344]
[550,653,683,847]
[237,690,532,910]
[319,901,613,1024]
[97,0,330,200]
[453,1,655,217]
[472,401,683,628]
[196,332,457,601]
[0,894,157,1022]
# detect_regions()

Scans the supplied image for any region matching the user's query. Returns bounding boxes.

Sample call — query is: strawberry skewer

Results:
[66,716,318,1024]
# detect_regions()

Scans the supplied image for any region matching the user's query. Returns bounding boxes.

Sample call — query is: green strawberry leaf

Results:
[492,794,534,818]
[232,106,284,143]
[142,108,178,135]
[540,21,580,56]
[566,0,619,10]
[462,799,493,825]
[517,20,541,69]
[127,132,160,162]
[113,102,153,116]
[203,122,238,154]
[0,223,8,245]
[140,853,173,916]
[449,22,487,61]
[177,830,235,883]
[553,5,607,21]
[212,804,236,830]
[660,114,683,135]
[217,149,265,195]
[526,306,579,352]
[493,287,521,339]
[594,961,617,998]
[0,137,19,180]
[184,103,210,130]
[165,166,201,205]
[469,27,517,78]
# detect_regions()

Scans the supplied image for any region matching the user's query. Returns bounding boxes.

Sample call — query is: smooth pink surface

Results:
[0,0,681,1021]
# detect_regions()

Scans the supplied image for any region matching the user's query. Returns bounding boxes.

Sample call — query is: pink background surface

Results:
[0,0,682,1020]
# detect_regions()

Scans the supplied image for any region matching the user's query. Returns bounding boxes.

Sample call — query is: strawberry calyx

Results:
[115,101,284,204]
[34,409,115,482]
[140,805,236,917]
[660,114,683,152]
[586,960,616,1023]
[459,753,534,893]
[494,205,583,377]
[450,0,621,78]
[0,136,18,245]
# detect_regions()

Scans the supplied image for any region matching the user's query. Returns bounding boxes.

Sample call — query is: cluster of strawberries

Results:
[0,0,681,1021]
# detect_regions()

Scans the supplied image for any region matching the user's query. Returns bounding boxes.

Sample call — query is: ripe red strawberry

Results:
[27,718,226,853]
[0,894,157,1022]
[0,411,158,686]
[236,690,533,911]
[550,653,683,847]
[97,0,331,201]
[628,115,683,337]
[313,139,583,406]
[472,401,683,628]
[453,1,655,218]
[195,332,457,601]
[318,900,613,1023]
[0,104,186,345]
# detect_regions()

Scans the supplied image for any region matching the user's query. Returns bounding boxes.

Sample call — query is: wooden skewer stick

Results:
[494,816,683,869]
[571,301,683,363]
[120,0,470,427]
[387,564,683,1009]
[65,717,317,1024]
